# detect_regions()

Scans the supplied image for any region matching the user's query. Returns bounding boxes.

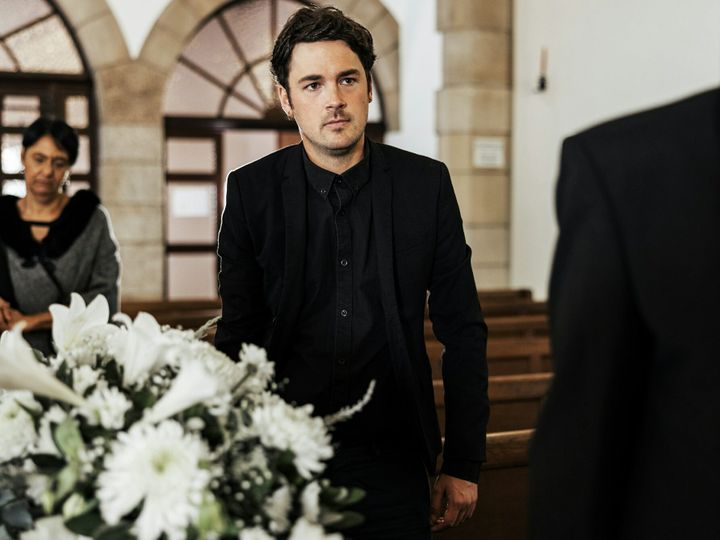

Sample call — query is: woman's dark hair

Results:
[22,117,79,165]
[271,6,376,94]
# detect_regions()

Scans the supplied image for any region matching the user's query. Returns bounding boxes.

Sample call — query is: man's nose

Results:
[326,84,346,110]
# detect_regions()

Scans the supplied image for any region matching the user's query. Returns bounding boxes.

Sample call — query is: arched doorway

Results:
[0,0,97,196]
[161,0,389,300]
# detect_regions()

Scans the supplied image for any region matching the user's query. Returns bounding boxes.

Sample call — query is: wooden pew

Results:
[119,288,541,331]
[121,300,221,330]
[477,299,547,318]
[425,314,549,340]
[427,336,552,378]
[475,288,533,303]
[434,429,532,540]
[434,373,552,434]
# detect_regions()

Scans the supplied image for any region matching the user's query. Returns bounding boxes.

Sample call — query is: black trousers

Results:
[325,444,431,540]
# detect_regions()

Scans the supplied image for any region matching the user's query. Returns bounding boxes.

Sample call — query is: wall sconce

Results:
[536,47,548,92]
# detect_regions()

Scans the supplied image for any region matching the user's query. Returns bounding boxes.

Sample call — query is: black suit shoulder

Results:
[567,87,719,156]
[226,143,300,192]
[371,141,450,200]
[373,141,446,176]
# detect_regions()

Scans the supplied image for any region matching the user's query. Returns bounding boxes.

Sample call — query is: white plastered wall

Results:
[512,0,720,298]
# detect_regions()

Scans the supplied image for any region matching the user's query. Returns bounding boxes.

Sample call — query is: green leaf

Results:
[102,360,122,389]
[328,510,365,530]
[64,503,103,536]
[95,523,134,540]
[30,454,65,474]
[54,465,79,502]
[0,499,33,529]
[336,487,365,506]
[56,361,72,387]
[196,496,227,535]
[52,417,84,463]
[131,387,155,410]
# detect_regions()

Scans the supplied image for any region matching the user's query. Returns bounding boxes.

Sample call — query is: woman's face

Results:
[21,135,70,204]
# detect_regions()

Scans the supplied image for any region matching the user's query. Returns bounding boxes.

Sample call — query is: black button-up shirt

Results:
[277,143,417,453]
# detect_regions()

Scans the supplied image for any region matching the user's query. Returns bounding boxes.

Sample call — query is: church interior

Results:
[0,0,718,538]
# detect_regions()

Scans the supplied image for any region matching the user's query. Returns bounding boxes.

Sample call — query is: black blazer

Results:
[215,139,488,476]
[529,88,720,539]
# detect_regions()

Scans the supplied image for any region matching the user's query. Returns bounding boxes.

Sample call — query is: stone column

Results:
[95,64,166,301]
[437,0,511,288]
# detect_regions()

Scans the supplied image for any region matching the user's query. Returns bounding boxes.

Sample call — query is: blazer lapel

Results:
[370,142,413,381]
[271,144,307,358]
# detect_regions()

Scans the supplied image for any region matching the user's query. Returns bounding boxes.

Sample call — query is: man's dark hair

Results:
[271,6,376,93]
[22,117,79,165]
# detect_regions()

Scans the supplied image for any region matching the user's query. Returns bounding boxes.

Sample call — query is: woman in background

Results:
[0,117,120,355]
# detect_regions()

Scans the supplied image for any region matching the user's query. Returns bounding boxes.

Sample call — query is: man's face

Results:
[277,40,371,161]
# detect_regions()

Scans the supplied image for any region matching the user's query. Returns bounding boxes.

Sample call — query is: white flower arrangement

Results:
[0,294,370,540]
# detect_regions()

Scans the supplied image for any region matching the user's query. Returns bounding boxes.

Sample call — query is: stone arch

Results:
[141,0,401,130]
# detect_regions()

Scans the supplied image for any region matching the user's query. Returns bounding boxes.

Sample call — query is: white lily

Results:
[49,293,114,354]
[0,327,86,408]
[109,312,166,388]
[144,359,223,424]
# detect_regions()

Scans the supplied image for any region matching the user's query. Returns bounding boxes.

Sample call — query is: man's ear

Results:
[276,85,293,120]
[367,72,373,103]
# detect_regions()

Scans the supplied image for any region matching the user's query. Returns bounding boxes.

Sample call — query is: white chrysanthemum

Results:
[35,405,68,456]
[19,515,90,540]
[301,481,322,523]
[97,420,210,540]
[238,527,273,540]
[247,394,333,479]
[72,365,101,395]
[288,518,342,540]
[81,386,131,430]
[264,484,292,533]
[0,390,40,462]
[238,344,274,394]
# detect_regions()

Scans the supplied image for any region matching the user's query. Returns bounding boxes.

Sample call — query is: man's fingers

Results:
[429,481,445,521]
[443,501,461,527]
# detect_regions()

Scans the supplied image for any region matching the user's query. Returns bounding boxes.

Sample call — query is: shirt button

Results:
[340,309,348,317]
[320,188,327,194]
[340,258,348,267]
[337,358,347,365]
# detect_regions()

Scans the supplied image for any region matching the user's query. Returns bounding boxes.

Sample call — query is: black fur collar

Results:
[0,190,100,261]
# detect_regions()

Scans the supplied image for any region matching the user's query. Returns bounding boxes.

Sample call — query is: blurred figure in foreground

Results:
[529,88,720,539]
[0,118,120,355]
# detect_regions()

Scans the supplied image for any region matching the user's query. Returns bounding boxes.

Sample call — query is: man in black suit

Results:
[215,6,488,539]
[529,88,720,539]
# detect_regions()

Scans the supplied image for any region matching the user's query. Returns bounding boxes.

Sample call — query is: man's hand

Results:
[429,473,478,532]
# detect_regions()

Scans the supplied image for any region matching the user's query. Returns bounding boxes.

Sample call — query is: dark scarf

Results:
[0,190,100,308]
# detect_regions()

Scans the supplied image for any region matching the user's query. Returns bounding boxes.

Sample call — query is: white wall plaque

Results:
[472,137,506,169]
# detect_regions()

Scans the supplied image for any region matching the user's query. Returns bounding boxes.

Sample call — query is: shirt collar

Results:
[303,140,371,199]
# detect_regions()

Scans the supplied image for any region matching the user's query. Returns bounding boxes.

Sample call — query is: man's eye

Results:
[305,82,320,91]
[340,78,357,85]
